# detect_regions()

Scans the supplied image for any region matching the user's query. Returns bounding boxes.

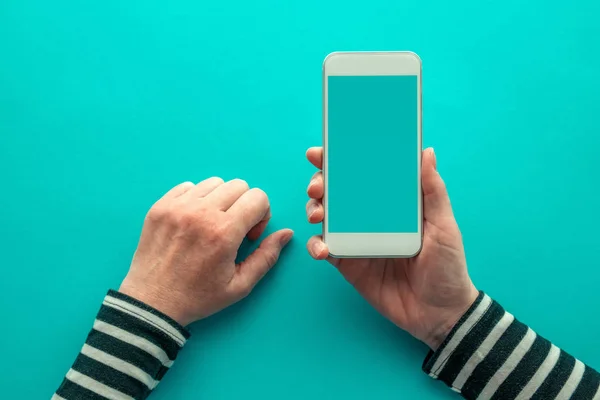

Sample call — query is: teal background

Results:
[1,0,599,398]
[328,75,418,233]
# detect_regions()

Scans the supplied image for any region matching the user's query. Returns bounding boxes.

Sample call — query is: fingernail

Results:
[431,148,437,170]
[280,230,294,246]
[308,203,318,219]
[312,241,324,256]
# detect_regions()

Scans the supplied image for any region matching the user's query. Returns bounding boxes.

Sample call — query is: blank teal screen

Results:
[327,75,418,233]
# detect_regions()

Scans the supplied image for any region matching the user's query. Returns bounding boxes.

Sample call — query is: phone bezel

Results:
[322,51,423,258]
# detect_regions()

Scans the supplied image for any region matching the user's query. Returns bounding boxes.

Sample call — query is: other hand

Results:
[120,178,293,326]
[305,147,478,350]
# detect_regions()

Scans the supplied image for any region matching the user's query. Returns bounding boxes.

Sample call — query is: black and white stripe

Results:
[423,292,600,399]
[54,290,189,400]
[54,289,599,400]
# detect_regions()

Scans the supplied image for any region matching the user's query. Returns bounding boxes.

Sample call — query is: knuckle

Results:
[177,209,200,229]
[171,181,195,197]
[146,203,168,223]
[249,187,268,203]
[231,178,249,191]
[235,281,253,298]
[211,224,228,239]
[236,279,254,297]
[180,181,195,188]
[262,249,278,268]
[225,277,253,300]
[206,176,225,185]
[207,222,236,247]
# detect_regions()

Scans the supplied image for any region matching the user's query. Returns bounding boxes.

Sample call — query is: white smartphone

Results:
[322,51,422,258]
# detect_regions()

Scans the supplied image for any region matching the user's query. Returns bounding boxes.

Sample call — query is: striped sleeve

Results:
[423,292,600,400]
[53,290,190,400]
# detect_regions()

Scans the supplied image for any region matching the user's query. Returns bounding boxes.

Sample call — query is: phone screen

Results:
[327,75,418,233]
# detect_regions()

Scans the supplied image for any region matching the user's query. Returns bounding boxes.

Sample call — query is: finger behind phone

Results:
[306,147,323,169]
[306,199,324,223]
[307,171,324,199]
[307,235,329,260]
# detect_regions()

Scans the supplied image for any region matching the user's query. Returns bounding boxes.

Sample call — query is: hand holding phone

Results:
[305,146,478,350]
[323,52,423,257]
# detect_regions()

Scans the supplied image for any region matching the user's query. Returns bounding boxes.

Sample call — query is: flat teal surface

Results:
[328,76,418,233]
[1,0,599,398]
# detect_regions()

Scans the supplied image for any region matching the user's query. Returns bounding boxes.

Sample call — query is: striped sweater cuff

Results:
[422,292,600,399]
[54,290,190,400]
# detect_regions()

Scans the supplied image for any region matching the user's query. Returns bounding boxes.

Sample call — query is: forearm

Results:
[54,290,189,400]
[424,292,600,399]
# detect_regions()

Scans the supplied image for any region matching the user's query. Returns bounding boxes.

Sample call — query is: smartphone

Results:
[322,51,422,258]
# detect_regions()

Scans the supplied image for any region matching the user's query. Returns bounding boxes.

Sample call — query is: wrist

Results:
[423,286,480,350]
[119,279,193,326]
[424,314,463,350]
